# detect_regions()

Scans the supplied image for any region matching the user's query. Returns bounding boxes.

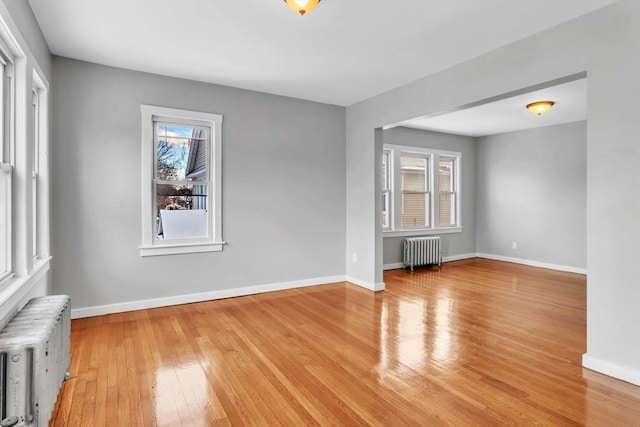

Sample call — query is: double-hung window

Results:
[400,153,431,228]
[140,105,224,256]
[31,71,49,266]
[0,47,14,282]
[383,144,461,235]
[438,156,458,227]
[32,88,39,259]
[382,149,391,230]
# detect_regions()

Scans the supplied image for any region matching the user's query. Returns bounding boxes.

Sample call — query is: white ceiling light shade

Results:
[284,0,321,16]
[526,101,555,115]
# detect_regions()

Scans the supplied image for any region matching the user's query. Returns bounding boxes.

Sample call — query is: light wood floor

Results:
[50,258,640,426]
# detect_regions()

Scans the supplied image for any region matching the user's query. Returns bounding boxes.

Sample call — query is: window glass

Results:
[439,158,454,192]
[0,167,8,276]
[32,89,39,258]
[401,156,426,191]
[0,55,11,279]
[383,145,460,233]
[382,151,390,228]
[439,158,456,227]
[401,155,429,228]
[382,151,389,191]
[141,105,223,256]
[155,123,208,182]
[154,123,210,241]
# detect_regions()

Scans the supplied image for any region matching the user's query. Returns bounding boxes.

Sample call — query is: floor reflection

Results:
[51,263,640,425]
[154,363,210,425]
[432,294,455,364]
[379,281,459,376]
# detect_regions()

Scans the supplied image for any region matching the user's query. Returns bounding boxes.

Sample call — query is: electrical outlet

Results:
[512,241,518,250]
[352,253,358,263]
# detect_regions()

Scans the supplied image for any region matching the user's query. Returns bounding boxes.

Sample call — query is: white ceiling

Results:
[397,78,587,137]
[28,0,613,107]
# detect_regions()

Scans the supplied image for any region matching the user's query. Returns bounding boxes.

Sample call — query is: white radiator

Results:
[403,236,442,270]
[0,295,71,427]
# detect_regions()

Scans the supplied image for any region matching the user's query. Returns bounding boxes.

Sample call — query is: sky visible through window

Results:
[156,123,195,180]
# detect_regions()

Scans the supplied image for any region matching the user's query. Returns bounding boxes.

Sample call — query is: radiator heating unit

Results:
[404,236,442,270]
[0,295,71,427]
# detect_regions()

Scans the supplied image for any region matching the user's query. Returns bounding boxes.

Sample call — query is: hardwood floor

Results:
[50,258,640,426]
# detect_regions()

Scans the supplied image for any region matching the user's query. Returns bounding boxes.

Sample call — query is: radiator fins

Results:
[0,295,71,427]
[403,236,442,271]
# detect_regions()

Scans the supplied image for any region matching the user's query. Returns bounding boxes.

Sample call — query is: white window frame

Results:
[382,148,392,231]
[0,162,12,282]
[31,87,39,259]
[0,39,14,284]
[399,151,432,229]
[31,70,50,265]
[0,7,52,302]
[437,155,459,229]
[139,105,224,257]
[383,144,462,237]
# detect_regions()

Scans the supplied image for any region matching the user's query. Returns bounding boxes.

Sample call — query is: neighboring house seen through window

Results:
[383,144,461,236]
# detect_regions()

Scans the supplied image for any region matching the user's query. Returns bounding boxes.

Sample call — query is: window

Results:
[400,154,430,228]
[140,105,224,256]
[438,156,457,227]
[0,162,11,280]
[383,144,461,235]
[382,149,391,230]
[0,46,14,281]
[32,89,39,258]
[32,71,50,267]
[0,12,51,295]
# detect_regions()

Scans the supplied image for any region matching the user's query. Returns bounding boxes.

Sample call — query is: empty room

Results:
[0,1,639,426]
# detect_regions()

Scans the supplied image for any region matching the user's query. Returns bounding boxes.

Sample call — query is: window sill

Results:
[0,256,51,307]
[383,227,463,238]
[139,241,226,257]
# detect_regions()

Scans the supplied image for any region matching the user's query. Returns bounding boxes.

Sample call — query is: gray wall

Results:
[476,121,586,269]
[1,0,51,77]
[51,57,346,311]
[382,127,476,266]
[345,1,640,382]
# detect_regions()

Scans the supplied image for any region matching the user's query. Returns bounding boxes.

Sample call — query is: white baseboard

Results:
[582,353,640,386]
[385,253,585,274]
[383,253,477,271]
[346,276,385,291]
[71,275,346,319]
[476,253,587,275]
[383,262,404,271]
[71,253,586,318]
[443,253,477,262]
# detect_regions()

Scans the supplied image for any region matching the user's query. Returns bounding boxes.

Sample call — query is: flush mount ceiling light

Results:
[526,101,555,116]
[284,0,321,16]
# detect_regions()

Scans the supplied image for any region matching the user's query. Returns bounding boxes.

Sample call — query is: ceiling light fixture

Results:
[284,0,321,16]
[526,101,555,116]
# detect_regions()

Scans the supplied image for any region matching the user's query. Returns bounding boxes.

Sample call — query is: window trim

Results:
[399,151,432,229]
[0,41,14,285]
[0,6,53,302]
[32,89,38,259]
[383,144,462,235]
[382,149,392,231]
[139,105,224,257]
[437,155,459,229]
[31,69,50,269]
[0,162,12,282]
